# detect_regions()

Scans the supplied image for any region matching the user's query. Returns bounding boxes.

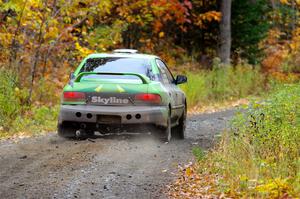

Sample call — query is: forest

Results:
[0,0,300,197]
[0,0,299,104]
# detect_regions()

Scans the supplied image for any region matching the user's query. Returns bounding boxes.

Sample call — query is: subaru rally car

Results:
[58,49,187,142]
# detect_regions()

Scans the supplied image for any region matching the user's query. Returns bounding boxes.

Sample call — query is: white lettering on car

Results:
[91,96,98,103]
[91,96,129,104]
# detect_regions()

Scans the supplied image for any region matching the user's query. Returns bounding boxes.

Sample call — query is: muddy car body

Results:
[58,49,187,141]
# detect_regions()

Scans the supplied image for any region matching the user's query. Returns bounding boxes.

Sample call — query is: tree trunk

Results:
[9,0,28,69]
[270,0,277,9]
[219,0,232,65]
[27,18,45,105]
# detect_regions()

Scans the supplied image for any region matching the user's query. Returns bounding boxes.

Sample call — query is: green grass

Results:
[180,64,265,108]
[0,69,22,132]
[197,84,300,198]
[9,105,59,136]
[192,146,206,162]
[0,105,59,139]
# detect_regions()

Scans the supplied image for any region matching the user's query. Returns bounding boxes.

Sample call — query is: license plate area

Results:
[97,115,121,124]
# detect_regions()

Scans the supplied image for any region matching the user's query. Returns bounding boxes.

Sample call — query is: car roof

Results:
[85,52,160,60]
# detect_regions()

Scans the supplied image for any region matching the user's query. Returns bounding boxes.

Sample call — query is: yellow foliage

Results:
[159,32,165,38]
[75,42,94,58]
[280,0,290,5]
[44,27,59,40]
[255,178,293,198]
[290,28,300,54]
[0,33,13,46]
[195,11,221,28]
[28,0,40,8]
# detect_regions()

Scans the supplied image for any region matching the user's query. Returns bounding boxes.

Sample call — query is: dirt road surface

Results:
[0,109,235,199]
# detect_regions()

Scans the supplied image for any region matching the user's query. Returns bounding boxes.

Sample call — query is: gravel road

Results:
[0,109,236,199]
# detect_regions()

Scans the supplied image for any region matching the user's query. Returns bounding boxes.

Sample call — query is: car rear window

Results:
[79,57,152,82]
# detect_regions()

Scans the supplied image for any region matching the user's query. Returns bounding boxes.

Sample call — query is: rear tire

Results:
[173,106,186,139]
[162,114,172,142]
[57,124,76,138]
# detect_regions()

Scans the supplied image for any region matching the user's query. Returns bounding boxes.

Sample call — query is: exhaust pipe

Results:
[80,123,87,129]
[75,129,87,139]
[75,130,82,138]
[76,124,87,138]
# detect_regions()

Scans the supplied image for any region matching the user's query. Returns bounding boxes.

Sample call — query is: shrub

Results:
[0,68,59,137]
[0,69,22,131]
[10,105,59,135]
[200,84,300,197]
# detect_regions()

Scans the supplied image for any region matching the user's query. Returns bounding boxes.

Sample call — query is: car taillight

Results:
[135,93,161,104]
[63,92,86,102]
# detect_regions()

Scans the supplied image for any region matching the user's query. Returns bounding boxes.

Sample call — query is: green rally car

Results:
[58,49,187,142]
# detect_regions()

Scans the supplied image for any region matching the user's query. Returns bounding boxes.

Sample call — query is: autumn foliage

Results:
[0,0,225,105]
[1,1,300,197]
[1,0,300,107]
[260,0,300,81]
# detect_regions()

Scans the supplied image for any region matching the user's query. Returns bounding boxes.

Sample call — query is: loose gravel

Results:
[0,109,236,199]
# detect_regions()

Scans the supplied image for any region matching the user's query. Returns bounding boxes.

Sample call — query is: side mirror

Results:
[175,75,187,85]
[70,72,75,80]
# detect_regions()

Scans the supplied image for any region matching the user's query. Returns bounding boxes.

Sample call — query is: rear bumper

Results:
[58,105,168,127]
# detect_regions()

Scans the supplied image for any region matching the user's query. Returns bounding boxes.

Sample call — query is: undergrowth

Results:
[181,62,266,108]
[0,68,58,138]
[197,84,300,198]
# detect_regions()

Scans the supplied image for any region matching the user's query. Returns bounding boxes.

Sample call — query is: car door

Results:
[156,59,183,119]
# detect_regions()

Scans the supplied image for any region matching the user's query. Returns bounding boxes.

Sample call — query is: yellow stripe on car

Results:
[95,85,103,92]
[116,85,125,93]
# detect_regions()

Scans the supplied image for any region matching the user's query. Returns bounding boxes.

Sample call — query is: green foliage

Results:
[10,105,59,135]
[232,0,271,64]
[0,68,58,138]
[192,147,206,162]
[201,85,300,197]
[181,61,265,108]
[87,22,126,51]
[0,69,21,131]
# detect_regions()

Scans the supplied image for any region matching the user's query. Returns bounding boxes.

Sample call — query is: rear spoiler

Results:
[73,72,151,84]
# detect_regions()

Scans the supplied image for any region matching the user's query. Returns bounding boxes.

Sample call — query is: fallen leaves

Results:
[167,163,228,199]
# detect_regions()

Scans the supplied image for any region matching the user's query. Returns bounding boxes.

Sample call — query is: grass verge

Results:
[0,69,59,139]
[169,84,300,198]
[181,64,266,109]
